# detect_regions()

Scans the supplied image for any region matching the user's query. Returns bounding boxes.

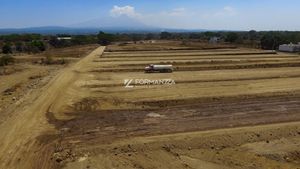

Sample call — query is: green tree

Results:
[145,33,155,40]
[24,41,46,53]
[247,30,258,47]
[225,32,239,43]
[160,32,172,39]
[15,42,23,52]
[2,43,12,54]
[97,31,115,45]
[248,30,258,41]
[260,33,286,50]
[32,41,46,51]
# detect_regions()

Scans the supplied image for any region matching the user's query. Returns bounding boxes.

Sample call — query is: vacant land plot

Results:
[107,40,237,52]
[0,45,98,124]
[0,43,300,169]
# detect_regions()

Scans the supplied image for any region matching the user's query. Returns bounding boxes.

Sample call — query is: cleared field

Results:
[83,67,300,88]
[1,44,300,169]
[46,47,300,169]
[102,50,277,58]
[106,40,237,52]
[94,51,300,73]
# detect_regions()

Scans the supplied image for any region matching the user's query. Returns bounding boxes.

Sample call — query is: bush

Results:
[2,43,12,54]
[0,55,15,66]
[15,42,24,52]
[25,41,46,53]
[31,40,46,51]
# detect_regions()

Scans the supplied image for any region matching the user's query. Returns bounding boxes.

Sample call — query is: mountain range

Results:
[0,26,208,35]
[0,16,207,35]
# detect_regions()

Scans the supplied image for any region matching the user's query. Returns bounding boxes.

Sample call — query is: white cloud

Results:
[109,6,189,28]
[167,8,186,16]
[214,6,237,17]
[110,5,140,18]
[107,5,240,29]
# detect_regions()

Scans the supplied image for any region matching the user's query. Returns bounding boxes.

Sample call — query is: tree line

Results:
[1,31,300,54]
[0,34,100,54]
[96,31,300,50]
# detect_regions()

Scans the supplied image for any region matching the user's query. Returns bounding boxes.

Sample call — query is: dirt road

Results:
[0,46,105,169]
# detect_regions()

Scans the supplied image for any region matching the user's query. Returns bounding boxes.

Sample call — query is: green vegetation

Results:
[160,32,173,39]
[1,31,300,53]
[0,34,42,42]
[2,43,12,54]
[156,31,300,50]
[0,34,46,53]
[28,41,46,53]
[15,42,23,52]
[97,31,115,45]
[225,32,239,43]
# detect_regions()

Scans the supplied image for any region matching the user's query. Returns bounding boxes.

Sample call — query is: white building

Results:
[57,37,72,40]
[209,37,221,44]
[279,43,300,52]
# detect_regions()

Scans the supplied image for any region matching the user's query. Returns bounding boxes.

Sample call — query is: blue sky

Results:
[0,0,300,30]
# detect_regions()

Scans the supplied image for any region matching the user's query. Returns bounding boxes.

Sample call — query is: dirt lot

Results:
[0,45,98,123]
[107,40,237,52]
[0,42,300,169]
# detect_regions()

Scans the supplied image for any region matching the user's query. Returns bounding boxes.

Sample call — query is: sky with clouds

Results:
[0,0,300,30]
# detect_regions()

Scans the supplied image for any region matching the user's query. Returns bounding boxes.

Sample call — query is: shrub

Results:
[2,43,12,54]
[15,42,24,52]
[25,41,46,53]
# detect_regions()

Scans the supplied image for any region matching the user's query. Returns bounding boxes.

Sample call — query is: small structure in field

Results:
[57,37,72,40]
[209,37,221,44]
[279,43,300,52]
[138,40,156,44]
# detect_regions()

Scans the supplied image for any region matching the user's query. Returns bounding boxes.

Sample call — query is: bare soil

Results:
[0,42,300,169]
